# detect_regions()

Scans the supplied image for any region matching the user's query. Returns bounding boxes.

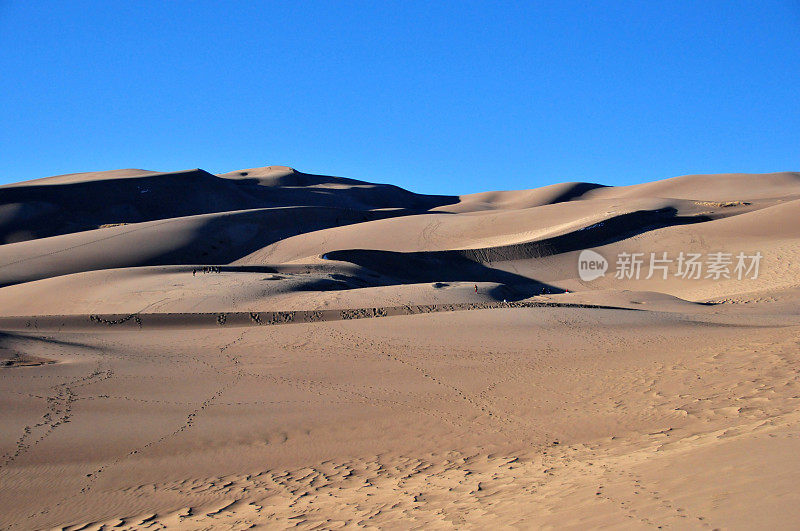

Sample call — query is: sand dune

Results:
[0,166,457,245]
[586,171,800,201]
[1,166,799,529]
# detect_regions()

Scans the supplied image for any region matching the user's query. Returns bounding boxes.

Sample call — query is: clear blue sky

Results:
[1,1,798,194]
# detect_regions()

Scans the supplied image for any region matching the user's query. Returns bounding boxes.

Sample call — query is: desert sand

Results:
[1,166,799,529]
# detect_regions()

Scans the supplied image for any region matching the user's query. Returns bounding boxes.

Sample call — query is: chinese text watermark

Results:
[578,249,762,282]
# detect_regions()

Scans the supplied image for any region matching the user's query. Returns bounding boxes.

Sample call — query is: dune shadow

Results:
[450,207,712,262]
[0,330,105,352]
[323,249,563,301]
[548,182,609,204]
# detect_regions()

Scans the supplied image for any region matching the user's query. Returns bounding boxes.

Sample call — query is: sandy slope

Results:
[1,167,799,529]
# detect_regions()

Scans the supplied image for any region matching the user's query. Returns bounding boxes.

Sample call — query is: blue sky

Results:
[1,1,798,194]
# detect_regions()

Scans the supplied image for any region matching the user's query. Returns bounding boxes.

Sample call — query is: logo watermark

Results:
[578,249,609,281]
[578,250,762,281]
